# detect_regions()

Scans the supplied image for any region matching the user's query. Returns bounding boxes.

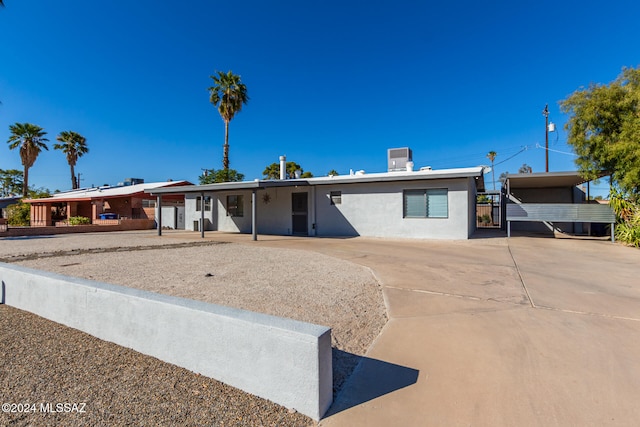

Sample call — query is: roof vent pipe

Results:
[279,155,286,180]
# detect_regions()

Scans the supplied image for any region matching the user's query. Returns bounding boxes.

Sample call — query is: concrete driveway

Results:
[232,234,640,426]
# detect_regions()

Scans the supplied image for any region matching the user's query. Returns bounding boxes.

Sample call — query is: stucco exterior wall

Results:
[215,191,252,233]
[256,187,296,235]
[467,177,478,237]
[0,263,332,420]
[185,194,215,231]
[313,179,471,239]
[182,177,475,239]
[160,206,177,229]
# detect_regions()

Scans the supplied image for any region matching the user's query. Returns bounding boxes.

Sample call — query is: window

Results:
[403,189,448,218]
[330,191,342,205]
[227,195,244,217]
[196,196,211,212]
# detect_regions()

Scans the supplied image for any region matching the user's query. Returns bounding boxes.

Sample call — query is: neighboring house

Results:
[24,180,191,228]
[503,171,615,238]
[0,196,21,220]
[148,167,485,240]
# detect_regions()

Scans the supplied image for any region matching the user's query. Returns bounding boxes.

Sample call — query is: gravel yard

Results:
[0,231,387,426]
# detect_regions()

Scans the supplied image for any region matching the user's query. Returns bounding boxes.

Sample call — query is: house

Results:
[0,196,21,220]
[503,171,615,239]
[147,167,485,240]
[24,180,191,228]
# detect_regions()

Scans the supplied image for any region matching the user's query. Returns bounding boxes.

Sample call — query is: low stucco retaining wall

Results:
[0,263,333,420]
[0,219,155,237]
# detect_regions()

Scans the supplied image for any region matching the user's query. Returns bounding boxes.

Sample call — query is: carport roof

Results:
[506,171,600,189]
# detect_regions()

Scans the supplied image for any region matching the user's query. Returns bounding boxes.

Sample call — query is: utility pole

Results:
[543,104,549,172]
[76,172,83,189]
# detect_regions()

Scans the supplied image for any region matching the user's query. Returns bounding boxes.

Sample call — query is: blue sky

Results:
[1,1,638,197]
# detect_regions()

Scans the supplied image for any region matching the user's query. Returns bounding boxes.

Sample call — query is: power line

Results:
[493,145,534,166]
[534,143,577,156]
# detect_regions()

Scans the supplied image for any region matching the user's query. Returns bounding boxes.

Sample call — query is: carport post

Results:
[507,220,511,238]
[157,195,162,236]
[252,188,257,241]
[611,222,615,243]
[201,192,205,239]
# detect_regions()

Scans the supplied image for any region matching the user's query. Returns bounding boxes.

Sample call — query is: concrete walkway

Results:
[198,232,640,426]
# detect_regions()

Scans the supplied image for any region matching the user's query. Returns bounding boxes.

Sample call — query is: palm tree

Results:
[54,130,88,189]
[208,70,249,179]
[7,123,49,196]
[486,151,497,190]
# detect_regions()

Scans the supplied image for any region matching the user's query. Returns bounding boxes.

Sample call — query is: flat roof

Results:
[147,167,485,195]
[506,171,598,189]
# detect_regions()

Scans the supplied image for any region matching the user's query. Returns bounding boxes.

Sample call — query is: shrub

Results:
[7,202,30,226]
[68,216,91,225]
[610,189,640,247]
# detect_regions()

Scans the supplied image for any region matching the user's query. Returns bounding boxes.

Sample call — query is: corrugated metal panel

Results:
[506,203,615,223]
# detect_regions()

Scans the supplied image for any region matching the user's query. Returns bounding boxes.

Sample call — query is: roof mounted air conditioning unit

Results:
[388,147,413,172]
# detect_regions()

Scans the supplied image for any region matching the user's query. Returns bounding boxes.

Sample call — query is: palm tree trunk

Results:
[492,163,496,191]
[223,120,230,181]
[23,166,29,197]
[70,164,76,189]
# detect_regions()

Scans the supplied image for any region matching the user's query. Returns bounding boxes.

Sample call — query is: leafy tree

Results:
[561,66,640,200]
[285,162,303,178]
[54,130,88,189]
[27,186,51,199]
[518,163,533,174]
[262,161,310,179]
[262,163,280,180]
[6,122,49,196]
[486,151,497,190]
[208,70,249,178]
[199,168,244,184]
[7,202,30,226]
[0,169,23,197]
[477,194,491,203]
[498,171,508,186]
[327,169,339,176]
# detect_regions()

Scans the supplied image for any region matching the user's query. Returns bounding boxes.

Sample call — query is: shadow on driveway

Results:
[326,349,419,418]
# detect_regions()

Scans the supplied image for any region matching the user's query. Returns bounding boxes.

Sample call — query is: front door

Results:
[176,206,185,229]
[291,192,308,235]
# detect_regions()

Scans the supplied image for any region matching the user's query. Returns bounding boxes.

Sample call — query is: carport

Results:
[504,171,616,241]
[148,180,312,241]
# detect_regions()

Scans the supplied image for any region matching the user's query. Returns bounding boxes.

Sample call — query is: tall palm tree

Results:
[54,130,88,189]
[7,123,49,196]
[208,70,249,179]
[486,151,497,190]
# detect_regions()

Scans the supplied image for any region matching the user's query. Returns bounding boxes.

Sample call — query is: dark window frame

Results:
[330,191,342,205]
[196,196,212,212]
[403,188,449,218]
[227,195,244,217]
